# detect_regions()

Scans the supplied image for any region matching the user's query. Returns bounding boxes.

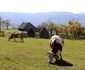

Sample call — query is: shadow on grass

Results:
[15,41,24,43]
[8,40,24,43]
[51,59,73,67]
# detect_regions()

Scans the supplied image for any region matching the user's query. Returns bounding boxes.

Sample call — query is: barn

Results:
[27,28,35,37]
[18,22,50,38]
[18,22,37,37]
[39,27,49,38]
[18,22,36,32]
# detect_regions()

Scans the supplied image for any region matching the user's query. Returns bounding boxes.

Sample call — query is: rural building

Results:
[27,28,35,37]
[39,27,49,38]
[18,22,36,32]
[18,22,50,38]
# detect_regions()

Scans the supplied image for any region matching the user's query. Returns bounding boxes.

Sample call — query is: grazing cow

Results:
[8,32,24,42]
[48,35,64,63]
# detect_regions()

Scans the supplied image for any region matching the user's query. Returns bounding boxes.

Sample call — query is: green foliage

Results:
[68,20,74,25]
[38,20,85,39]
[37,21,58,36]
[68,22,82,37]
[37,22,48,29]
[47,21,58,35]
[0,30,4,37]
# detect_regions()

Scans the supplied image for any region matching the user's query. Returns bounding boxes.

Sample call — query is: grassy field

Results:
[0,36,85,70]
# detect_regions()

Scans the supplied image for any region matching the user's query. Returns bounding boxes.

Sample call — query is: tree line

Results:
[37,20,85,39]
[0,15,85,39]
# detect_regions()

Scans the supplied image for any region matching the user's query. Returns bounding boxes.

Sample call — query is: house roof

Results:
[39,27,49,34]
[18,22,28,29]
[18,22,36,31]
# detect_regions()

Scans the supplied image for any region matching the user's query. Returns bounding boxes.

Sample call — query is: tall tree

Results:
[0,16,2,30]
[73,22,81,36]
[57,24,65,35]
[68,20,74,25]
[68,21,82,37]
[47,21,56,36]
[5,19,10,30]
[37,22,48,29]
[68,20,74,34]
[63,24,68,36]
[1,20,6,29]
[53,24,58,35]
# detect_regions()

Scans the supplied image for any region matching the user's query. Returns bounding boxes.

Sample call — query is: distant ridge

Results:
[0,12,85,26]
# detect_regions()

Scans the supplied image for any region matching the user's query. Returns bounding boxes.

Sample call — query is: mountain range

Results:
[0,12,85,27]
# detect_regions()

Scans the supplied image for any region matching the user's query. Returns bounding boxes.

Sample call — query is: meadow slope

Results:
[0,37,85,70]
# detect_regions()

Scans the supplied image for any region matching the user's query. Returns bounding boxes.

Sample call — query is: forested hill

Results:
[0,12,85,26]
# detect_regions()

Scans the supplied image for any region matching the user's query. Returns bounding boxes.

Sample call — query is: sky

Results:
[0,0,85,13]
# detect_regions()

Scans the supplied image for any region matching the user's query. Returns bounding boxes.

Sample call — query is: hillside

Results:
[0,12,85,27]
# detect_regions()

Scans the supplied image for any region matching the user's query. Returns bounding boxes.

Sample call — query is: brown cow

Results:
[8,32,24,42]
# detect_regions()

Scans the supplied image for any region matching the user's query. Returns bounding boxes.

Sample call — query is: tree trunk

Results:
[55,29,58,35]
[50,29,52,36]
[66,31,68,36]
[0,26,1,30]
[0,22,1,30]
[6,26,8,30]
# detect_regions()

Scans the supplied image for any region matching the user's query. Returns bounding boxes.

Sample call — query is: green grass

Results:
[0,37,85,70]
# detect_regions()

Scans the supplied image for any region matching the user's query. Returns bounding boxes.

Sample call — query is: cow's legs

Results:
[14,38,16,42]
[54,52,59,61]
[60,51,62,60]
[8,38,10,41]
[20,38,24,42]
